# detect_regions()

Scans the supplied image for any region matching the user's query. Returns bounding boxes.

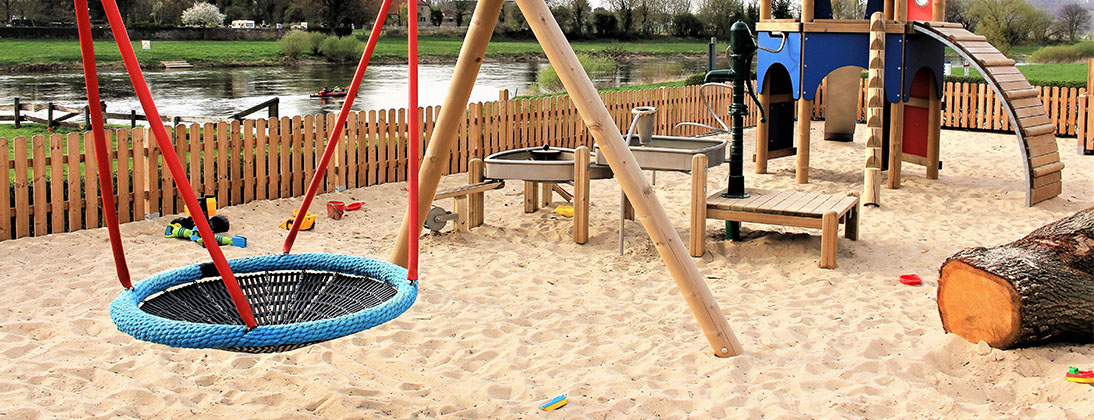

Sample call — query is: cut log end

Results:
[938,260,1022,348]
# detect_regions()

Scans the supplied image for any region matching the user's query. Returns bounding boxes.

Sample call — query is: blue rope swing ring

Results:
[110,253,417,353]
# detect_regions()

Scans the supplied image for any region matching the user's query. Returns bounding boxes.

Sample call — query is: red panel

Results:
[908,0,933,21]
[903,69,933,158]
[903,105,929,157]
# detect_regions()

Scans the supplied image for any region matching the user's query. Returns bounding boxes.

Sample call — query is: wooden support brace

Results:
[689,154,707,257]
[524,181,539,213]
[573,145,590,244]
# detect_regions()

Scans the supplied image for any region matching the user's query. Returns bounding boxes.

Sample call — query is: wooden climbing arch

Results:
[913,21,1064,206]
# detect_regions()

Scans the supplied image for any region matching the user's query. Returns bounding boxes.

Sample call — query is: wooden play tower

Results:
[753,0,1064,206]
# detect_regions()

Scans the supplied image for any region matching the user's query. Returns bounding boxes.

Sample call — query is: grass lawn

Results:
[0,36,707,67]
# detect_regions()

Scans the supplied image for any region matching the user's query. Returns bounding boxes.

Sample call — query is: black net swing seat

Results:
[111,253,418,353]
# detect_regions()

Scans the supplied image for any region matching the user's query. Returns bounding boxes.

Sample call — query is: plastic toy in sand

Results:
[327,201,365,220]
[1066,367,1094,384]
[165,223,247,248]
[280,209,317,231]
[539,395,567,411]
[899,274,922,285]
[554,205,574,218]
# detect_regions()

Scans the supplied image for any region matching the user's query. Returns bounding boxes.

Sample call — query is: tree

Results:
[568,0,592,38]
[666,0,691,16]
[592,7,618,37]
[453,0,471,26]
[698,0,745,38]
[772,0,793,19]
[831,0,865,20]
[607,0,634,35]
[181,2,226,27]
[946,0,976,29]
[672,12,705,37]
[430,6,443,26]
[968,0,1053,53]
[1057,4,1090,43]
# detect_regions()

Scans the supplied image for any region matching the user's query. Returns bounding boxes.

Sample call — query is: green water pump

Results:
[706,21,768,240]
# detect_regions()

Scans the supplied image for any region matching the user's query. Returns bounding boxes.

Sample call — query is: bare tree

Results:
[1057,4,1090,43]
[830,0,865,20]
[666,0,690,16]
[608,0,635,35]
[570,0,592,37]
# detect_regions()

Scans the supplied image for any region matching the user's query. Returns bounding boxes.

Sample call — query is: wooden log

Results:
[938,208,1094,349]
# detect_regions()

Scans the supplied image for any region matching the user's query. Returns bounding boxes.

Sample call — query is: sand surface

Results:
[0,123,1091,419]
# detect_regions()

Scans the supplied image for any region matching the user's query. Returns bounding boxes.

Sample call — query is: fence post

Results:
[130,110,137,128]
[101,101,107,126]
[47,103,54,128]
[708,37,716,72]
[13,97,20,128]
[1086,59,1094,155]
[84,105,90,129]
[269,97,279,119]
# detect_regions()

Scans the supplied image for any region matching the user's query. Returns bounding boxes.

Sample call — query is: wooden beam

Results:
[518,0,743,358]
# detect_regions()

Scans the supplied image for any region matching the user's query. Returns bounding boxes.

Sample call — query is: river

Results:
[0,59,708,122]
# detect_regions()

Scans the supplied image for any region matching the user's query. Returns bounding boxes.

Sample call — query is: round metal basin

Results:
[485,146,613,182]
[596,135,727,172]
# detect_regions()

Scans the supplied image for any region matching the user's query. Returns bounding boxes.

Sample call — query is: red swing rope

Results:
[80,0,257,327]
[281,0,392,255]
[281,0,420,280]
[73,0,131,289]
[407,0,421,281]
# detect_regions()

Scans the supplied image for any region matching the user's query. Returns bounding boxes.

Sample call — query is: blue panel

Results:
[903,34,945,101]
[757,32,802,98]
[801,33,869,100]
[885,33,904,103]
[815,0,834,19]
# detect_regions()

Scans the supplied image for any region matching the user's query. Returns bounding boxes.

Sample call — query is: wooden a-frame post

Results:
[389,0,744,357]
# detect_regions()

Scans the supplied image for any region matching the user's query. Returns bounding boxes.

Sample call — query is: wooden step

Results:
[1026,134,1058,157]
[1030,152,1060,168]
[1021,123,1056,137]
[950,34,988,42]
[1005,88,1039,100]
[980,58,1017,67]
[1030,181,1062,205]
[1031,161,1064,177]
[1032,171,1062,188]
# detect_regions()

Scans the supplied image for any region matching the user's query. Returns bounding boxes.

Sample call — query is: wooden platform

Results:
[695,190,860,269]
[161,61,194,69]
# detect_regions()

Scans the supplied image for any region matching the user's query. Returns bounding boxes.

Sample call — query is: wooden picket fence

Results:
[0,85,743,241]
[0,80,1087,241]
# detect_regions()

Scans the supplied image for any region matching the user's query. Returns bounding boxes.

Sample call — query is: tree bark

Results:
[938,207,1094,349]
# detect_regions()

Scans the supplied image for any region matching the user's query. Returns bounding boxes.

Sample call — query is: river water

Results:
[0,60,707,122]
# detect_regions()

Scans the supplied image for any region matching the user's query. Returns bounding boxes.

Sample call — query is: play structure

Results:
[938,207,1094,349]
[76,0,420,352]
[753,0,1064,206]
[388,0,744,357]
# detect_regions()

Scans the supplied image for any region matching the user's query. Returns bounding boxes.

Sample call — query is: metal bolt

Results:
[721,347,729,354]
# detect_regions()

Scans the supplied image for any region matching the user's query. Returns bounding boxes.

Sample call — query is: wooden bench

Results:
[692,189,860,269]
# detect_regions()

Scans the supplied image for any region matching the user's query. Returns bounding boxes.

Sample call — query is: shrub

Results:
[279,30,310,59]
[684,73,707,86]
[318,36,361,62]
[1031,42,1094,64]
[536,54,616,92]
[181,2,225,28]
[307,31,327,54]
